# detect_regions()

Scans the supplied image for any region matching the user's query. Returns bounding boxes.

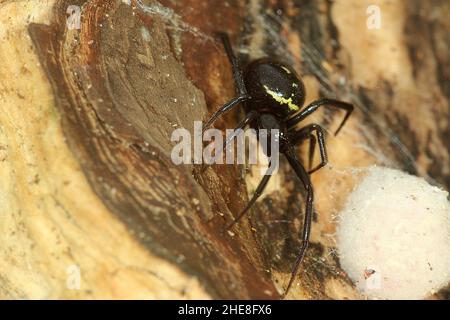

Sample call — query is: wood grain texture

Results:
[28,0,276,299]
[0,0,210,299]
[0,0,448,299]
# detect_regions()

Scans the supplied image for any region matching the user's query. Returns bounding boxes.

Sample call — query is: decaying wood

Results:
[0,0,448,299]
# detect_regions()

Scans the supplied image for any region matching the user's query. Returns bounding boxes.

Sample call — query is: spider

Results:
[203,33,354,298]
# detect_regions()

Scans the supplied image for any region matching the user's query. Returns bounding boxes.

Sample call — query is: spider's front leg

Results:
[281,146,314,298]
[288,124,328,174]
[199,111,258,173]
[203,95,250,132]
[223,160,273,232]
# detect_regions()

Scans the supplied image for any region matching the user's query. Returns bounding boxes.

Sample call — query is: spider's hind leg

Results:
[287,98,353,136]
[217,32,247,96]
[202,33,249,131]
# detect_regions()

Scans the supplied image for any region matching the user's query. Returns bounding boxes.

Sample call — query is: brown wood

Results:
[0,0,448,299]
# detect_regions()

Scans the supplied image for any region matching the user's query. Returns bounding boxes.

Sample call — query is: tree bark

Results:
[0,0,448,299]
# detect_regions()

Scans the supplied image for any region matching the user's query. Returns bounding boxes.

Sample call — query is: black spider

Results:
[203,33,354,298]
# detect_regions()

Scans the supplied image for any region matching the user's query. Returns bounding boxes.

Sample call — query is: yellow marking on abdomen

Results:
[263,85,299,111]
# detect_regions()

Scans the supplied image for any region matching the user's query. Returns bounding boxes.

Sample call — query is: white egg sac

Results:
[337,166,450,299]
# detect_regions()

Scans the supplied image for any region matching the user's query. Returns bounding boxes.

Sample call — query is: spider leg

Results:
[281,147,314,299]
[287,98,354,136]
[290,130,316,172]
[222,111,258,153]
[217,32,247,96]
[203,95,250,132]
[200,111,258,173]
[289,124,328,174]
[202,33,250,131]
[223,160,273,232]
[308,135,317,173]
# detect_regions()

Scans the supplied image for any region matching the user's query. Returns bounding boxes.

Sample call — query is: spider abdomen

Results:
[244,58,306,118]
